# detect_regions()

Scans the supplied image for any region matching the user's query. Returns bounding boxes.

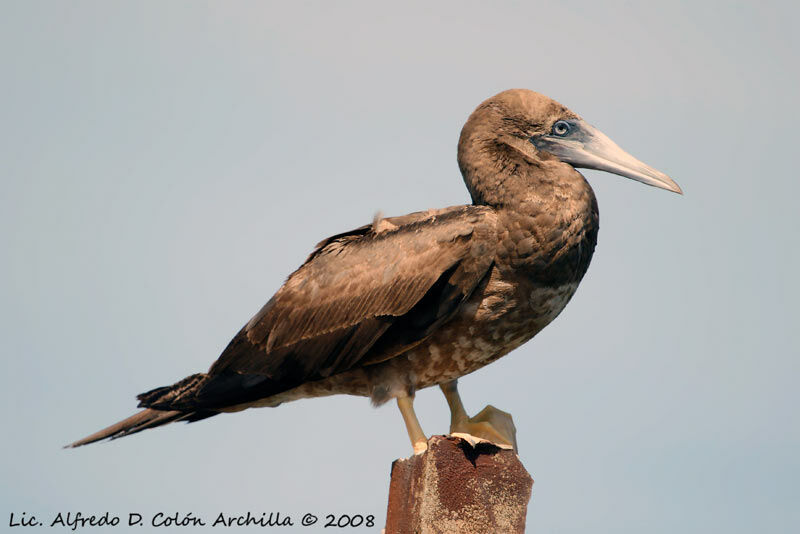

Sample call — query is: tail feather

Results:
[65,408,216,448]
[67,371,231,448]
[137,372,208,410]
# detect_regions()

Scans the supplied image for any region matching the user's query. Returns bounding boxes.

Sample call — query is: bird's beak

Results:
[531,119,682,194]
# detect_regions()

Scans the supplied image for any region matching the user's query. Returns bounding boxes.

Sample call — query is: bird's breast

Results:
[365,188,598,400]
[405,266,580,389]
[495,197,598,288]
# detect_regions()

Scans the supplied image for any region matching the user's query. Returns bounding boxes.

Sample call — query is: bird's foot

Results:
[450,404,517,451]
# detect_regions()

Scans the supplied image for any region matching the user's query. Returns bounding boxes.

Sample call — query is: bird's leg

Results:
[441,379,469,429]
[439,380,518,451]
[396,395,428,455]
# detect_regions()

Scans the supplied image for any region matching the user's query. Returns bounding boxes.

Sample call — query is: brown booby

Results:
[68,89,680,452]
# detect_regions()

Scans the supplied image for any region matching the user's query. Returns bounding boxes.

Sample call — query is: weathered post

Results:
[385,435,533,533]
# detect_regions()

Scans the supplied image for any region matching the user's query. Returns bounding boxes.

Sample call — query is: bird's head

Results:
[458,89,681,203]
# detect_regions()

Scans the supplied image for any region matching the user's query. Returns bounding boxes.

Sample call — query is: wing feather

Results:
[174,205,497,410]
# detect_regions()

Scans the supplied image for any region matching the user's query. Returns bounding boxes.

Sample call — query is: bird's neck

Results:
[461,143,594,216]
[460,146,599,286]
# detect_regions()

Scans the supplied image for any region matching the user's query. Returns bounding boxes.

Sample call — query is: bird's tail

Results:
[66,372,219,448]
[65,409,192,448]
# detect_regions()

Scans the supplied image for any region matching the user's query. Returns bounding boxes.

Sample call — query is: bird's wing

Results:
[146,205,497,411]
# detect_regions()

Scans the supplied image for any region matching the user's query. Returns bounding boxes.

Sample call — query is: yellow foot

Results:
[450,404,518,451]
[412,440,428,455]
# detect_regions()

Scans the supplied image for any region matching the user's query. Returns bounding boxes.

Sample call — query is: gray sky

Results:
[1,1,798,532]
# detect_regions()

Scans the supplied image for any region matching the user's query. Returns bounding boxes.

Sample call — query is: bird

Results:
[67,89,681,452]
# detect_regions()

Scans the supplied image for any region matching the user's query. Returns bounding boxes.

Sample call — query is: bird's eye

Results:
[552,120,571,136]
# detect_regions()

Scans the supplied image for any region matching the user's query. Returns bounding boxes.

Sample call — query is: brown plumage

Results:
[68,89,680,449]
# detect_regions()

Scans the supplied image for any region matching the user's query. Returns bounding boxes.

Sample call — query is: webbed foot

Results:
[440,380,518,451]
[449,404,517,450]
